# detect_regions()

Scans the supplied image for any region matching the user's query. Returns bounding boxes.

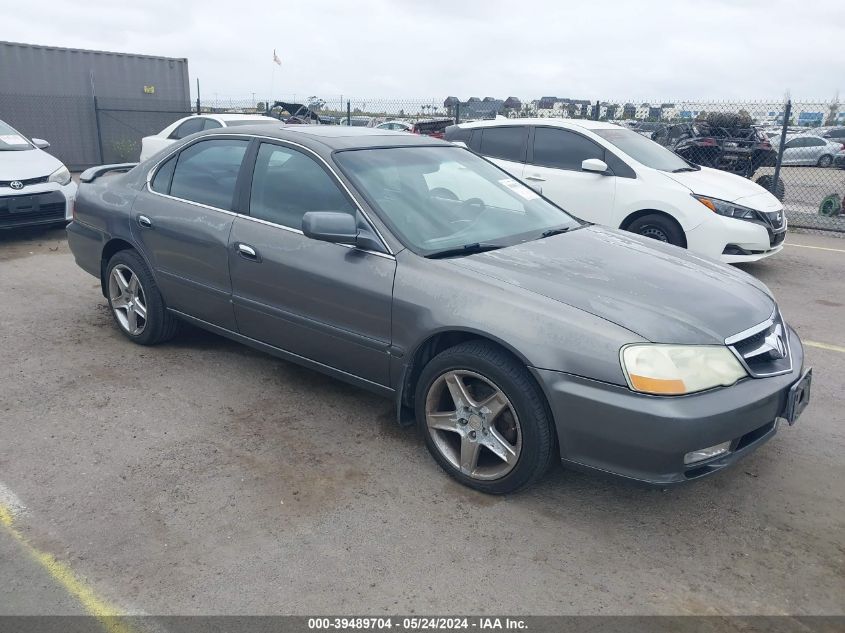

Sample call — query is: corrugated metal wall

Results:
[0,41,191,170]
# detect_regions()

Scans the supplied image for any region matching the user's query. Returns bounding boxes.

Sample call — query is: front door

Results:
[522,126,616,225]
[131,137,250,330]
[228,141,395,387]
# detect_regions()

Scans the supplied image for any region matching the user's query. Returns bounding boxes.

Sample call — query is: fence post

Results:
[771,99,791,198]
[347,100,351,126]
[196,78,201,115]
[594,100,600,120]
[455,101,460,125]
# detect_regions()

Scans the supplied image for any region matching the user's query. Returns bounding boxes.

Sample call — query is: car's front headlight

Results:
[621,344,747,395]
[693,194,758,220]
[48,165,71,186]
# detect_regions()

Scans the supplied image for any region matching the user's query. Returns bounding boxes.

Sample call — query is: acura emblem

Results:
[10,180,23,190]
[764,325,787,359]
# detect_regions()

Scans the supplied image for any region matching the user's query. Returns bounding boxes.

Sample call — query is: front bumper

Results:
[685,210,786,264]
[0,181,76,229]
[533,327,805,485]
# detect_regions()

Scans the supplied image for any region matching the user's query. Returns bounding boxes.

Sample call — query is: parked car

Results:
[0,118,76,229]
[834,147,845,169]
[446,119,786,263]
[139,114,278,161]
[376,120,414,132]
[338,116,376,127]
[67,126,811,493]
[775,134,843,167]
[815,126,845,141]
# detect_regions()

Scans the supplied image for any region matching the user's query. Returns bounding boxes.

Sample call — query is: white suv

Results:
[446,119,786,263]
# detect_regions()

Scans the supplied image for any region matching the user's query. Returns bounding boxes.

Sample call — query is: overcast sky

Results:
[2,0,844,102]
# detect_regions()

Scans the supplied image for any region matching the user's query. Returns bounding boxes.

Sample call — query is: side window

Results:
[169,118,205,140]
[202,119,223,131]
[808,137,825,147]
[446,125,472,143]
[478,127,527,162]
[249,143,355,230]
[150,154,177,194]
[532,127,604,170]
[169,139,249,210]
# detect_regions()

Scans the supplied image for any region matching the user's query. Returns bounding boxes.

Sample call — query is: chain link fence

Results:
[199,95,843,234]
[2,91,842,233]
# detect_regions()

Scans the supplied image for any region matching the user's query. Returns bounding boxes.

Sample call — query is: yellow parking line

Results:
[804,340,845,353]
[785,242,845,253]
[0,502,133,633]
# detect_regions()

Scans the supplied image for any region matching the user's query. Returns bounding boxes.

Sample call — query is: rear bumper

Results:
[66,220,104,279]
[0,181,76,229]
[532,327,805,486]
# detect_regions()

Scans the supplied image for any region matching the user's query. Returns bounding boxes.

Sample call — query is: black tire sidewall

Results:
[106,250,169,345]
[414,343,554,494]
[628,214,685,247]
[818,155,832,168]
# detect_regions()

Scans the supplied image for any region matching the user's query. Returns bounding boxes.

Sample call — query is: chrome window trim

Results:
[144,133,395,258]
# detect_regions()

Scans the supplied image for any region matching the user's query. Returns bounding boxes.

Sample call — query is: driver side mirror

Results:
[32,138,50,149]
[582,158,609,174]
[302,211,358,245]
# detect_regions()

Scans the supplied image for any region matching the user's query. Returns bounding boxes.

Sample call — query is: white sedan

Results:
[0,118,76,229]
[140,114,279,161]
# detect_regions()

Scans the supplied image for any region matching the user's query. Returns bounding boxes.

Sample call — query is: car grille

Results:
[0,191,66,228]
[0,176,49,188]
[726,310,792,377]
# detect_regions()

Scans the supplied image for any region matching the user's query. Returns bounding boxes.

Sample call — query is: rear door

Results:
[131,137,250,330]
[228,141,395,387]
[474,126,527,177]
[523,126,616,224]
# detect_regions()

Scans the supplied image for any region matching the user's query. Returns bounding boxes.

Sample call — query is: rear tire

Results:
[105,250,178,345]
[415,341,555,494]
[626,213,685,247]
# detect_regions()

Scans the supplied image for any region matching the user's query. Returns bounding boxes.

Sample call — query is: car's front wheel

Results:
[817,154,833,168]
[627,213,685,247]
[106,250,178,345]
[415,341,555,494]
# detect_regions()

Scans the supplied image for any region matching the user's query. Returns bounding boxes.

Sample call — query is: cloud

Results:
[1,0,843,101]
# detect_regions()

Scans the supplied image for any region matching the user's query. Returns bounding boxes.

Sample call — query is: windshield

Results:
[594,127,691,171]
[0,120,34,151]
[335,146,580,255]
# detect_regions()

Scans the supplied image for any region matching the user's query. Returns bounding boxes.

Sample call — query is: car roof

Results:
[457,117,622,131]
[208,124,450,151]
[205,114,276,121]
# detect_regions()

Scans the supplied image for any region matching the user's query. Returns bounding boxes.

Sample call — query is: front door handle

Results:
[138,215,153,228]
[236,243,259,261]
[524,175,546,182]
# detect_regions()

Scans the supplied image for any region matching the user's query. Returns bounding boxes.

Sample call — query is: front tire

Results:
[106,250,178,345]
[626,213,685,247]
[415,341,555,494]
[817,154,833,168]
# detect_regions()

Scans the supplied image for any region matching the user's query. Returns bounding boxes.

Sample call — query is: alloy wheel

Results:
[424,370,522,480]
[108,264,148,336]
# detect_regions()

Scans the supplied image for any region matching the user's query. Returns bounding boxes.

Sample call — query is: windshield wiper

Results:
[540,226,572,239]
[425,242,503,259]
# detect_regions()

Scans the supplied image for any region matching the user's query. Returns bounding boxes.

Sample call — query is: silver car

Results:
[778,134,843,167]
[67,126,811,493]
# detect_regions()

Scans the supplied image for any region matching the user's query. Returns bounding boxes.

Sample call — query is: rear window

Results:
[478,127,527,163]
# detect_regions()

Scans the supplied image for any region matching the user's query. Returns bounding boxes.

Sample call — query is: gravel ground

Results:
[0,227,843,616]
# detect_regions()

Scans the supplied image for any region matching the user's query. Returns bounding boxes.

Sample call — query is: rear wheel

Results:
[106,250,178,345]
[626,213,685,247]
[415,341,555,494]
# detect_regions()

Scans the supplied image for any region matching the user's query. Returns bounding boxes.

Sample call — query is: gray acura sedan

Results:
[67,126,811,493]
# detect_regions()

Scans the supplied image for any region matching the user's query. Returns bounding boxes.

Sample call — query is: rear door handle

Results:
[524,175,546,182]
[137,215,153,228]
[236,243,260,261]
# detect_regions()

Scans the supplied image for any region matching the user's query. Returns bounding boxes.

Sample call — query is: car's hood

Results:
[662,165,780,208]
[449,226,775,345]
[0,148,62,180]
